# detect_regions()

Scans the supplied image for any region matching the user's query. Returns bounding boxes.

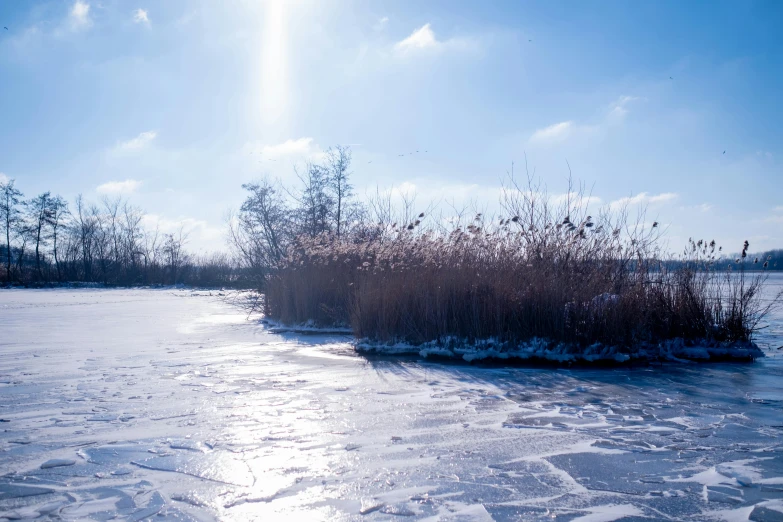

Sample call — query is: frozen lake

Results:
[1,278,782,521]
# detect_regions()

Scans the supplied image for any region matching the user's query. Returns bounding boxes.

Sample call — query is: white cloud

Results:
[368,183,607,222]
[175,9,198,27]
[0,173,9,184]
[373,180,504,213]
[551,192,603,207]
[680,202,713,214]
[529,121,574,144]
[96,179,142,194]
[69,1,92,31]
[648,193,678,204]
[607,95,641,122]
[529,95,642,145]
[389,181,418,198]
[263,137,314,157]
[7,1,92,45]
[141,214,224,252]
[396,23,438,52]
[245,137,324,161]
[374,16,389,32]
[609,192,678,211]
[768,205,783,223]
[133,8,150,26]
[393,23,475,55]
[119,130,157,150]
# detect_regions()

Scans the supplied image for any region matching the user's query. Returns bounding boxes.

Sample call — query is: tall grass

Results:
[264,179,779,352]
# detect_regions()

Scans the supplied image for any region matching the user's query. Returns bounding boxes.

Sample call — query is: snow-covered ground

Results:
[1,275,782,521]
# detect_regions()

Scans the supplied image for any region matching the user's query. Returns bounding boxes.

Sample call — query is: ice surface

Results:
[0,279,782,520]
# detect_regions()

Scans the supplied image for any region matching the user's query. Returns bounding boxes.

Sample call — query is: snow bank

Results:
[355,336,764,365]
[261,319,765,364]
[260,318,353,335]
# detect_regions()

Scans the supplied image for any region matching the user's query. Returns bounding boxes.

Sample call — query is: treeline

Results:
[762,250,783,270]
[0,179,244,287]
[724,249,782,271]
[230,146,782,348]
[663,249,782,272]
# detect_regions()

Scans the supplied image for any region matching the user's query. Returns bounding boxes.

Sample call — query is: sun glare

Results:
[260,0,288,125]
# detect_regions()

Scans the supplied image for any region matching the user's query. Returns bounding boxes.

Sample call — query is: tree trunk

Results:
[34,220,42,280]
[5,218,10,282]
[53,226,61,282]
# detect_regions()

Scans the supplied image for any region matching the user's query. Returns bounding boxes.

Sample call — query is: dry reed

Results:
[264,179,778,353]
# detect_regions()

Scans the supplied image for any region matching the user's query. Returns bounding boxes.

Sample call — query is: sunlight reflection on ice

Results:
[0,286,781,521]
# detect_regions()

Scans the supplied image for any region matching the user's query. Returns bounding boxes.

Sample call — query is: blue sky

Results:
[1,0,781,253]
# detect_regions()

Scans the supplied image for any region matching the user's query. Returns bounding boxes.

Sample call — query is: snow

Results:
[39,458,76,469]
[356,335,764,364]
[571,503,645,522]
[0,281,782,520]
[261,318,353,335]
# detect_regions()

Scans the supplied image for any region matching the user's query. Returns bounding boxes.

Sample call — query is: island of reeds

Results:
[228,148,781,364]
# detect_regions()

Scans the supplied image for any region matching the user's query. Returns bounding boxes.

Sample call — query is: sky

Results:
[0,0,781,254]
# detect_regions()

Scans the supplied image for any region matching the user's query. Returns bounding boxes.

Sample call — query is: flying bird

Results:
[367,160,372,164]
[723,150,726,154]
[669,76,673,80]
[3,27,8,30]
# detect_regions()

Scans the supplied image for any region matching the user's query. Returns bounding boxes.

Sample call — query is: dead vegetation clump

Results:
[264,176,779,352]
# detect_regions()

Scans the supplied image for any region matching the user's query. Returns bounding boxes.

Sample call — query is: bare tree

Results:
[0,179,24,282]
[49,196,70,282]
[294,162,334,237]
[14,229,30,279]
[122,202,144,278]
[91,203,111,284]
[27,192,54,280]
[162,225,189,284]
[235,180,290,269]
[75,195,96,281]
[101,196,123,275]
[141,221,160,283]
[326,145,353,237]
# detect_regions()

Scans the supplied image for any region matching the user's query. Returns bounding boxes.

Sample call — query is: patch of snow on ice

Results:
[571,503,645,521]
